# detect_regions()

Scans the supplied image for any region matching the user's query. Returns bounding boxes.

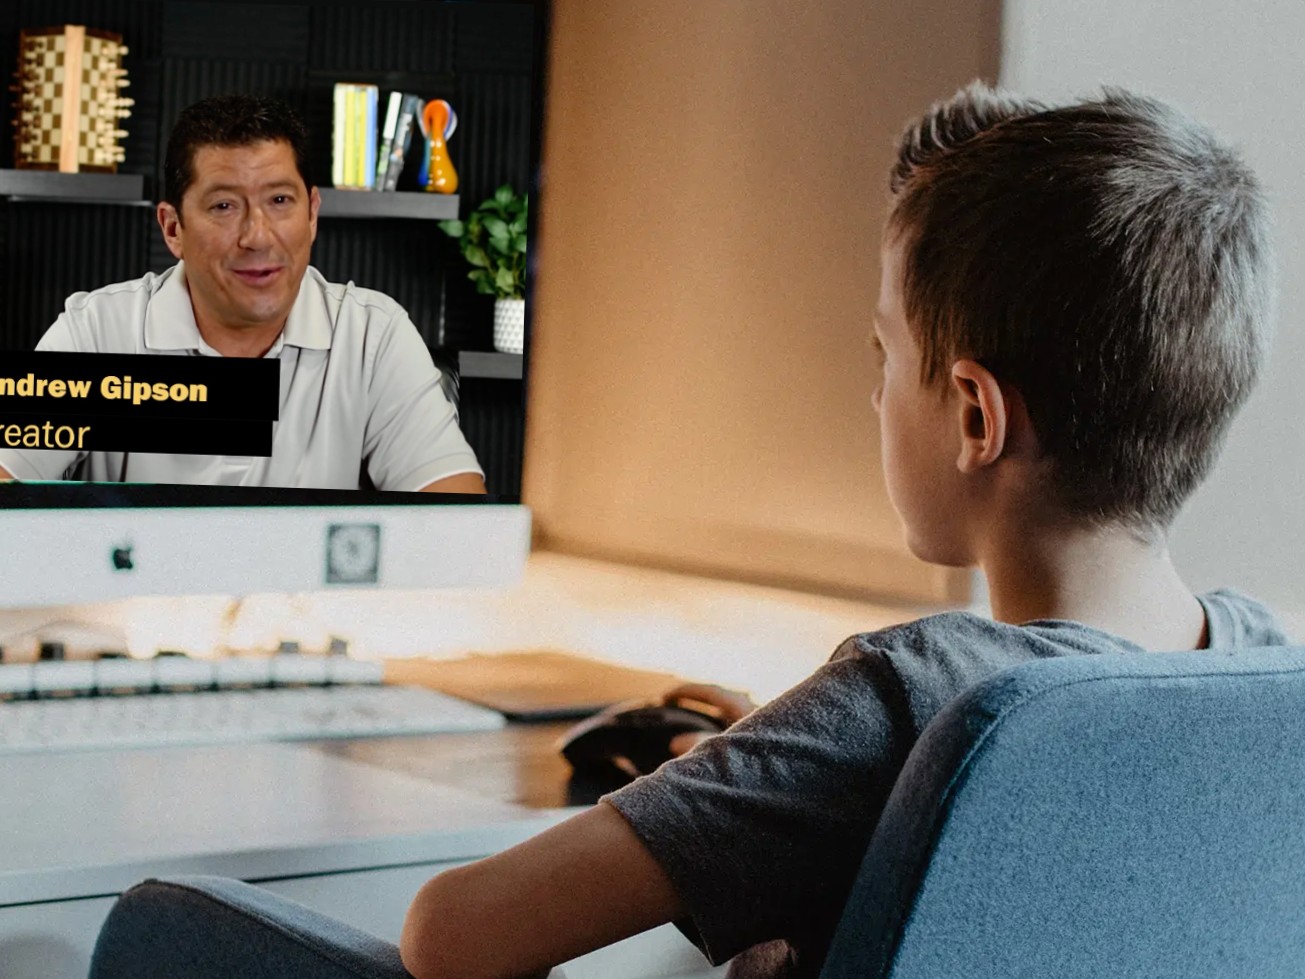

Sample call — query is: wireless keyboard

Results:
[0,683,507,754]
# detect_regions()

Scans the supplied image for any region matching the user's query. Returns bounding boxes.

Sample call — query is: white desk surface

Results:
[0,551,929,903]
[0,741,570,906]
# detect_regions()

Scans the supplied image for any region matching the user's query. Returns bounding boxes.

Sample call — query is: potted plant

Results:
[438,184,528,354]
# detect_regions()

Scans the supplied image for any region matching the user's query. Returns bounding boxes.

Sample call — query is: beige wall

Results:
[523,0,999,604]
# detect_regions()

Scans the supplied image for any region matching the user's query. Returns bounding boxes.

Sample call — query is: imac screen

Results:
[0,0,546,608]
[0,0,543,500]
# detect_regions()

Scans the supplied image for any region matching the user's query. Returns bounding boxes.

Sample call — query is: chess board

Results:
[12,25,132,172]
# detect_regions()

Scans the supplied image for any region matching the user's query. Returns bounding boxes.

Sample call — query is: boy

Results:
[398,82,1286,978]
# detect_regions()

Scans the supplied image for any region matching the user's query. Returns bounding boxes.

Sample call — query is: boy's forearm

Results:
[399,802,684,979]
[401,868,514,979]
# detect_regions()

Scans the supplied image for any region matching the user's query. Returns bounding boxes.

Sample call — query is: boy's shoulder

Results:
[827,611,1062,729]
[827,590,1289,731]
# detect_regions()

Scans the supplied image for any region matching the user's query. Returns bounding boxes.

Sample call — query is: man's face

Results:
[158,139,319,333]
[872,238,972,566]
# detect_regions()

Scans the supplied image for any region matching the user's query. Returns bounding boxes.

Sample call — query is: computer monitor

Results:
[0,484,532,609]
[0,1,547,617]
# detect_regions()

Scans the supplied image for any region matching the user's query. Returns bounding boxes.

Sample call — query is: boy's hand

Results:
[661,682,758,756]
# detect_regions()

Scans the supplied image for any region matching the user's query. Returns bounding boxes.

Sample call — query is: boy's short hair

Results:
[164,94,312,213]
[888,82,1274,533]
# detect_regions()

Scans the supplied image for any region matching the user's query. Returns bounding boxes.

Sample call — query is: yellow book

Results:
[331,84,346,187]
[344,86,357,186]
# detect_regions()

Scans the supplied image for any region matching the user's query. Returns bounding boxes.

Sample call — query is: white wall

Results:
[1001,0,1305,632]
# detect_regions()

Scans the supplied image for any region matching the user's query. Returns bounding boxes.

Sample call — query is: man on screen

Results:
[0,95,487,493]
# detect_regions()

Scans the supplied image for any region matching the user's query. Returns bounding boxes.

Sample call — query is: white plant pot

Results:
[493,298,526,354]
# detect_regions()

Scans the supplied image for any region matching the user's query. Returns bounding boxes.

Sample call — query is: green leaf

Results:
[465,245,490,268]
[473,277,497,296]
[487,234,511,257]
[495,266,516,294]
[437,219,464,238]
[508,216,525,235]
[484,217,509,240]
[512,234,527,254]
[494,184,515,207]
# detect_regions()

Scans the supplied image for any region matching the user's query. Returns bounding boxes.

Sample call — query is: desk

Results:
[0,554,926,977]
[0,723,722,979]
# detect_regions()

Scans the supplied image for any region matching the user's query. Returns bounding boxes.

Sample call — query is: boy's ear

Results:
[950,359,1008,473]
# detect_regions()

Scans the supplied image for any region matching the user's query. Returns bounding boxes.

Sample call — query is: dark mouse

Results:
[558,698,727,783]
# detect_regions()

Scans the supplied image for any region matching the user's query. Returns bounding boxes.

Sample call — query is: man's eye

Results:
[211,202,232,212]
[272,195,292,205]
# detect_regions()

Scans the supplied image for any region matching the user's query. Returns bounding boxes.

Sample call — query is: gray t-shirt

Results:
[604,589,1289,979]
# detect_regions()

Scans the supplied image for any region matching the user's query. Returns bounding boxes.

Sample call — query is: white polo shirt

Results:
[0,263,484,490]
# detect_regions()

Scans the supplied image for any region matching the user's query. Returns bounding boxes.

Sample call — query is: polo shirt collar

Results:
[143,262,333,354]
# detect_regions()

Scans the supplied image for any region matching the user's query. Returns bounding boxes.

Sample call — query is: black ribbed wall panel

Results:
[308,4,455,76]
[455,71,534,213]
[454,3,536,74]
[1,204,152,347]
[459,378,526,498]
[162,3,308,63]
[154,58,310,183]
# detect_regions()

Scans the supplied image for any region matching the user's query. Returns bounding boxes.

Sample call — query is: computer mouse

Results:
[558,698,728,783]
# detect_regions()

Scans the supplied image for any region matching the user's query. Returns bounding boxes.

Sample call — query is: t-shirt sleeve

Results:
[601,645,914,965]
[0,314,88,479]
[361,309,484,492]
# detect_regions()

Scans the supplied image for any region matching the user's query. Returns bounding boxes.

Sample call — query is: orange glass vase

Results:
[422,99,458,194]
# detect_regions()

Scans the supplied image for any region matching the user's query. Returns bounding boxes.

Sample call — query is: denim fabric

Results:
[819,646,1305,979]
[90,875,412,979]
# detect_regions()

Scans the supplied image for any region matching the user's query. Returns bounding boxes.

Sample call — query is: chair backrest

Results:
[818,646,1305,979]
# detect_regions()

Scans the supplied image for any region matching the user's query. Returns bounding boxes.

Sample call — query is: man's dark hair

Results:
[163,94,312,214]
[888,82,1274,534]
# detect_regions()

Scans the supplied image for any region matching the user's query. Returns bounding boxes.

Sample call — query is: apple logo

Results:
[111,544,134,571]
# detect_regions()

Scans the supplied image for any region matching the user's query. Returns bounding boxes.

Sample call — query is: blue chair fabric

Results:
[89,875,412,979]
[818,646,1305,979]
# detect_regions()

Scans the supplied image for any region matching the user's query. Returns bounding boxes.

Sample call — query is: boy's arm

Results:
[400,801,686,979]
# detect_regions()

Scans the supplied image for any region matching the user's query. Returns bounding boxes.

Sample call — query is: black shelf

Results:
[459,351,523,380]
[317,187,458,220]
[0,174,461,221]
[0,170,148,205]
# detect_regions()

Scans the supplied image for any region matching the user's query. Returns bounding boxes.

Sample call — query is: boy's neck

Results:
[981,522,1208,651]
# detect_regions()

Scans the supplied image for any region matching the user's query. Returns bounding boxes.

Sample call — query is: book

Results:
[375,91,402,189]
[343,85,357,186]
[381,93,423,191]
[331,83,347,187]
[361,84,378,190]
